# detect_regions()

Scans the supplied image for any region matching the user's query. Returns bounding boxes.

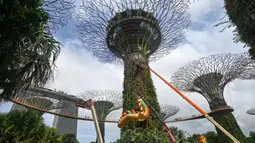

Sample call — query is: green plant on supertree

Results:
[218,0,255,58]
[77,0,190,141]
[171,53,255,143]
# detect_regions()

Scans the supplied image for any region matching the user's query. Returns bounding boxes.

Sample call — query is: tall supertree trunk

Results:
[209,98,248,143]
[96,122,105,143]
[121,58,162,133]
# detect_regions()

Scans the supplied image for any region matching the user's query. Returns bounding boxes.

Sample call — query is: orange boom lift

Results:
[137,63,240,143]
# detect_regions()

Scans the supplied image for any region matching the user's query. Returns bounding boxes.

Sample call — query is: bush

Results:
[113,128,169,143]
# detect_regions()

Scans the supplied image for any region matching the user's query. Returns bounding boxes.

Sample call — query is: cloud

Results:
[187,0,224,23]
[46,1,255,142]
[0,102,13,113]
[43,113,54,127]
[1,0,255,143]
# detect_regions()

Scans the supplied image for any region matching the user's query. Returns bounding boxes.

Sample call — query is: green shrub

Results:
[114,128,169,143]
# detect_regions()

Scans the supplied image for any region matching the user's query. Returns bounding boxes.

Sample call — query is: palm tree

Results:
[0,0,60,101]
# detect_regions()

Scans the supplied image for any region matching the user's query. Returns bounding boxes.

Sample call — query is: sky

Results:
[1,0,255,142]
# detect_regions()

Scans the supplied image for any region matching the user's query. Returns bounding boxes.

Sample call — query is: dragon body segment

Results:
[118,98,150,128]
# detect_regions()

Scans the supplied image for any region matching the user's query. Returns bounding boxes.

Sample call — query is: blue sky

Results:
[1,0,255,143]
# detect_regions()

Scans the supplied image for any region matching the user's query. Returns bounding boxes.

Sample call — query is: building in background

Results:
[52,100,78,136]
[11,103,27,112]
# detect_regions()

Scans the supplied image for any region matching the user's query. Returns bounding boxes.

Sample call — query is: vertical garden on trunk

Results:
[77,0,190,142]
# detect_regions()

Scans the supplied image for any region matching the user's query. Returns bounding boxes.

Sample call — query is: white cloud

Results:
[0,102,13,113]
[47,1,255,141]
[187,0,223,22]
[1,0,255,143]
[43,113,54,127]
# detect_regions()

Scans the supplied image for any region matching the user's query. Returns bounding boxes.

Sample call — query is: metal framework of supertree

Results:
[160,104,180,121]
[42,0,76,32]
[171,52,255,142]
[77,0,190,136]
[77,0,190,64]
[171,53,254,110]
[78,90,122,142]
[247,108,255,115]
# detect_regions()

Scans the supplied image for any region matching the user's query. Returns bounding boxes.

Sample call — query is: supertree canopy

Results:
[247,108,255,115]
[79,90,122,142]
[77,1,190,140]
[77,0,190,63]
[171,53,255,143]
[160,104,180,121]
[42,0,76,32]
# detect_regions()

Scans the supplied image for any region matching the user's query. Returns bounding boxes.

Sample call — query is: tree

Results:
[114,128,169,143]
[0,110,81,142]
[186,133,202,143]
[0,110,57,142]
[222,0,255,58]
[0,0,60,101]
[171,53,254,142]
[169,126,187,143]
[204,131,220,143]
[61,133,79,143]
[42,127,60,143]
[77,0,190,141]
[160,105,180,121]
[79,90,122,142]
[247,131,255,143]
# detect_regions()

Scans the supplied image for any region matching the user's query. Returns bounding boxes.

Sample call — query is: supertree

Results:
[42,0,76,32]
[170,53,255,143]
[247,108,255,115]
[160,104,180,121]
[79,90,122,142]
[77,0,190,139]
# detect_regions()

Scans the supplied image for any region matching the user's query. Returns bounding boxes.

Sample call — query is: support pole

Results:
[139,64,240,143]
[138,93,176,143]
[90,100,104,143]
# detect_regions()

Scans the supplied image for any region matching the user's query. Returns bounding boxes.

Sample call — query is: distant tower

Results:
[52,100,78,136]
[79,90,122,142]
[11,103,27,112]
[160,104,180,121]
[247,108,255,115]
